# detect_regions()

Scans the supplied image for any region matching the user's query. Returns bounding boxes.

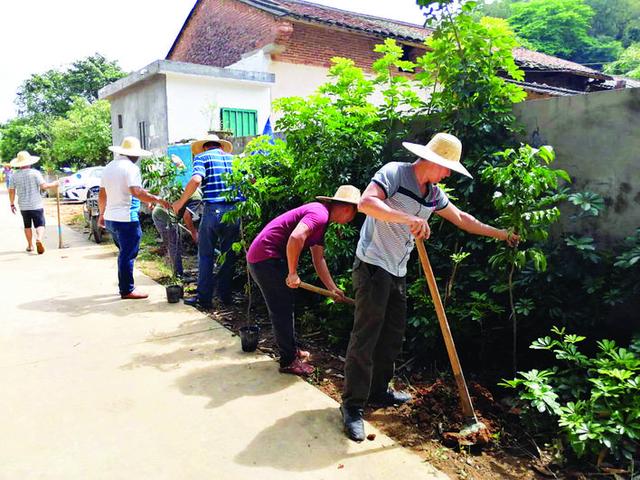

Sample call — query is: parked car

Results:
[60,166,104,202]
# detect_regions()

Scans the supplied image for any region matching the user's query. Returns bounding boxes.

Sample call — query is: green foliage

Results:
[0,116,52,166]
[418,5,526,149]
[139,154,184,203]
[502,327,640,463]
[614,228,640,269]
[50,99,112,168]
[604,43,640,79]
[508,0,622,65]
[16,53,126,118]
[482,144,569,370]
[568,191,606,218]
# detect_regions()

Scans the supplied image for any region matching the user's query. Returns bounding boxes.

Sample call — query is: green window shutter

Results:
[220,108,258,137]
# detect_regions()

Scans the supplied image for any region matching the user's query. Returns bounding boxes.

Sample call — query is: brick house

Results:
[166,0,619,101]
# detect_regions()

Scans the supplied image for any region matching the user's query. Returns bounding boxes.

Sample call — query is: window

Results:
[220,108,258,137]
[138,121,148,149]
[117,114,123,129]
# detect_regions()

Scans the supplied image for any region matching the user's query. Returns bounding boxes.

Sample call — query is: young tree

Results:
[604,43,640,79]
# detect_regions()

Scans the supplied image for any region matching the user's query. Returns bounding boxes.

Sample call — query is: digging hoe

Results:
[415,237,489,445]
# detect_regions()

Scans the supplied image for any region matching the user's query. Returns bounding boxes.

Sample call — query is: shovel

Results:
[299,282,355,305]
[415,238,487,441]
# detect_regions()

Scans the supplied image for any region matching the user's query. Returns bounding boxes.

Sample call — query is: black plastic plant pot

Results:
[239,325,261,352]
[166,285,183,303]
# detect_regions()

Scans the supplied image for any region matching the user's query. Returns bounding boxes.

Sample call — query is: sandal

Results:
[26,246,33,252]
[279,358,314,376]
[36,240,45,255]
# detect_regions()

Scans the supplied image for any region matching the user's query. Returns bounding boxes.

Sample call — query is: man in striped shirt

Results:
[340,133,519,441]
[173,134,239,309]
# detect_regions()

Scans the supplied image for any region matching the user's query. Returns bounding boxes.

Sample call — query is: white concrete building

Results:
[98,60,274,154]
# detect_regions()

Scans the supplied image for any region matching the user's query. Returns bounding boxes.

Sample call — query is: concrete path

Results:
[0,189,447,480]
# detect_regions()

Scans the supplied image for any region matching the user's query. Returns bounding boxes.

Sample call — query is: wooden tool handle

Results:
[299,282,355,306]
[415,238,477,422]
[56,183,63,249]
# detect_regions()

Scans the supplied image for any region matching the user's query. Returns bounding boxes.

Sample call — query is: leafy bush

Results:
[502,327,640,464]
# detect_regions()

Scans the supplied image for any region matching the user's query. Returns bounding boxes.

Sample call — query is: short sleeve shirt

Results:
[100,156,143,222]
[192,148,239,203]
[356,162,449,277]
[9,168,45,210]
[247,202,330,264]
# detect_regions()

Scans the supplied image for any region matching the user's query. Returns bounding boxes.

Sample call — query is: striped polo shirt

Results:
[356,162,449,277]
[192,148,239,203]
[8,168,45,210]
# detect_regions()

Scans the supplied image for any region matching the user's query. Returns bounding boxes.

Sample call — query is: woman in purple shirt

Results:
[247,185,361,376]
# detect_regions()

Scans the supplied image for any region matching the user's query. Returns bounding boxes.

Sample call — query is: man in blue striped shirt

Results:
[173,134,240,309]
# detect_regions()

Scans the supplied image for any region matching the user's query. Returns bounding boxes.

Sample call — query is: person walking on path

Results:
[8,151,58,254]
[246,185,361,376]
[3,164,12,190]
[173,134,239,309]
[340,133,519,441]
[98,137,171,300]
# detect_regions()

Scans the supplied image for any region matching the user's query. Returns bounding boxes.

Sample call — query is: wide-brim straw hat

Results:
[316,185,361,205]
[403,132,472,178]
[10,151,40,168]
[191,134,233,155]
[108,136,152,158]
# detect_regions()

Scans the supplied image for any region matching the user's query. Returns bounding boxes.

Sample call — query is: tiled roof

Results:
[505,79,585,97]
[238,0,434,43]
[513,47,610,80]
[169,0,610,81]
[243,1,609,79]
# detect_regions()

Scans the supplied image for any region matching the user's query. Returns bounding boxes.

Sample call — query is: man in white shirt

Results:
[98,137,170,299]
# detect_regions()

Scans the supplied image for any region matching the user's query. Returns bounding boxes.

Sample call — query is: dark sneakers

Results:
[183,297,212,310]
[340,405,365,442]
[368,388,412,408]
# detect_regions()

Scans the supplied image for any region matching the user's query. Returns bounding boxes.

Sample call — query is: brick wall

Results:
[168,0,412,72]
[275,22,384,71]
[168,0,279,67]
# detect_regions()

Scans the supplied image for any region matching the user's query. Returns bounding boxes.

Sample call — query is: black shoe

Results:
[340,405,365,442]
[368,388,412,407]
[184,297,212,309]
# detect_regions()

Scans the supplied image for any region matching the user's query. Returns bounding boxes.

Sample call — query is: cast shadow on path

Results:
[176,359,296,409]
[18,294,138,317]
[235,408,399,471]
[121,319,234,372]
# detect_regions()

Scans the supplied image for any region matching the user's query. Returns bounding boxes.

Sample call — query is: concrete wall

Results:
[165,72,272,143]
[108,76,168,155]
[513,88,640,242]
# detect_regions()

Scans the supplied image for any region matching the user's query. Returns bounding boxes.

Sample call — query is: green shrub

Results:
[501,327,640,464]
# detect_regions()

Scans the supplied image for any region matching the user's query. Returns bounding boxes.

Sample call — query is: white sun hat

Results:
[108,136,152,158]
[403,132,472,178]
[316,185,361,205]
[191,133,233,155]
[10,151,40,168]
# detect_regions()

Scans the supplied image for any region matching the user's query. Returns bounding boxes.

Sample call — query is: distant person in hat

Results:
[173,134,239,309]
[98,137,171,300]
[3,164,12,190]
[151,155,201,279]
[246,185,361,376]
[8,151,59,254]
[340,133,519,441]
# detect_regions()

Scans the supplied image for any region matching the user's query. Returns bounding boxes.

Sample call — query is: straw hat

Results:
[10,151,40,168]
[191,134,233,155]
[403,133,472,178]
[108,136,152,158]
[316,185,361,205]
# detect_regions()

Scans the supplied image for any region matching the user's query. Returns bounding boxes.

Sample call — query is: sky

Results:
[0,0,427,123]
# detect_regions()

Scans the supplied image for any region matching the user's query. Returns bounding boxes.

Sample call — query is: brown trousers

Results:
[342,258,407,408]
